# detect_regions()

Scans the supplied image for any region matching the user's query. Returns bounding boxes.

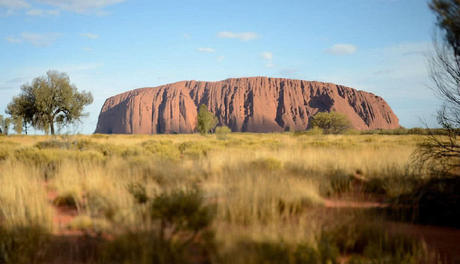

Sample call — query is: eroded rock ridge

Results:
[95,77,399,134]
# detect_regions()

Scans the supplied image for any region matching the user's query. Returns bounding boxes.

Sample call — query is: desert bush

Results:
[392,176,460,227]
[310,112,351,134]
[218,221,436,264]
[68,215,110,234]
[0,226,50,264]
[142,140,180,160]
[150,189,215,243]
[100,189,216,264]
[127,183,149,204]
[99,229,215,264]
[0,148,8,161]
[14,148,63,179]
[306,126,324,136]
[216,126,231,140]
[53,192,79,209]
[0,142,19,161]
[325,221,435,264]
[178,141,213,159]
[250,157,283,171]
[219,238,338,264]
[86,191,117,220]
[35,139,71,149]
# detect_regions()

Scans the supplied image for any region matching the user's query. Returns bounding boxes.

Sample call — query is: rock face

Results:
[95,77,399,134]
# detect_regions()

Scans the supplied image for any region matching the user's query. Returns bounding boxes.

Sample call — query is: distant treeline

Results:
[293,127,459,136]
[360,127,459,135]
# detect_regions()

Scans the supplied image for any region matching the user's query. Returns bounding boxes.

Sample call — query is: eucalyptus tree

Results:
[6,71,93,135]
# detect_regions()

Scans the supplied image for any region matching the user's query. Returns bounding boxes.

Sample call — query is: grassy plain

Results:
[0,133,455,263]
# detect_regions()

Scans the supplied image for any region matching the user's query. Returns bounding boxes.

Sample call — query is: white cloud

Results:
[261,51,272,60]
[6,36,22,43]
[278,68,298,77]
[217,31,259,41]
[35,0,125,13]
[217,56,224,62]
[6,32,60,47]
[80,33,99,39]
[197,47,215,53]
[261,51,274,67]
[22,32,60,46]
[0,0,29,9]
[26,8,59,16]
[325,43,357,55]
[319,41,435,127]
[183,33,191,39]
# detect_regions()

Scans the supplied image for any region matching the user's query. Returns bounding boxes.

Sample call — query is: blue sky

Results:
[1,0,439,134]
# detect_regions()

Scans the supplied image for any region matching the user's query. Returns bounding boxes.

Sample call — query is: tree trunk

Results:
[50,122,55,135]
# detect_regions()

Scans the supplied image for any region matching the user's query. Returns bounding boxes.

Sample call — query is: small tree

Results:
[412,0,460,175]
[0,115,11,135]
[310,111,351,134]
[6,71,93,135]
[12,116,23,135]
[197,104,217,135]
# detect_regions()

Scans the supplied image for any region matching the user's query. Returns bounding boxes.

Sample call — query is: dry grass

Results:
[0,133,440,263]
[0,161,53,230]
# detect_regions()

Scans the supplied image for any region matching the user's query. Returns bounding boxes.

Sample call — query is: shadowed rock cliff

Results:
[95,77,399,134]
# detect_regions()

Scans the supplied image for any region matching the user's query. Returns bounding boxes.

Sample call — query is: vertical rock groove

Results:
[95,77,400,134]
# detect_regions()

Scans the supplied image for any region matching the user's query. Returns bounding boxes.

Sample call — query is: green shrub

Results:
[250,157,283,171]
[101,189,216,264]
[53,193,79,209]
[306,126,324,136]
[393,176,460,227]
[142,140,180,160]
[323,221,435,263]
[68,215,110,234]
[14,148,64,180]
[35,140,71,150]
[221,240,337,264]
[310,112,351,134]
[178,141,212,159]
[99,229,215,264]
[0,141,19,161]
[0,226,50,264]
[150,189,215,243]
[127,183,149,204]
[86,191,117,220]
[216,126,231,140]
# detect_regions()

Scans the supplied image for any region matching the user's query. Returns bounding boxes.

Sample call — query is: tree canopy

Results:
[310,111,351,134]
[197,104,217,135]
[430,0,460,56]
[414,0,460,174]
[6,71,93,135]
[0,115,11,135]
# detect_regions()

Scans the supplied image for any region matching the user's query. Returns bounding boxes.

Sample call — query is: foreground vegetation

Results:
[0,133,457,263]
